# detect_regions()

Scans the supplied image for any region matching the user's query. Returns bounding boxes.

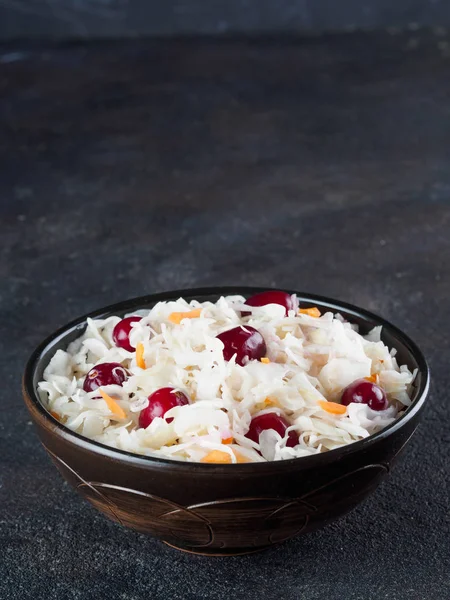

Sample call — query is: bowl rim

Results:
[23,286,430,472]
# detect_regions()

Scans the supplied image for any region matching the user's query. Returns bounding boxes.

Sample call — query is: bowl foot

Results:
[163,541,275,556]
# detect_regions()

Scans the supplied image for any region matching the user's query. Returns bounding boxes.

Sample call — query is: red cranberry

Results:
[112,316,143,352]
[83,362,129,393]
[139,387,190,428]
[341,379,388,411]
[242,290,296,317]
[245,412,299,447]
[217,326,267,366]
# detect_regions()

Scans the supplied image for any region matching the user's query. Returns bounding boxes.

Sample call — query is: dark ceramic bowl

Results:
[23,287,430,555]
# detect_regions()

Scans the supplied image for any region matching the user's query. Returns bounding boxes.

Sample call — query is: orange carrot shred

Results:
[234,450,251,464]
[318,400,347,415]
[299,307,321,318]
[136,342,146,369]
[365,374,378,383]
[99,388,127,419]
[222,437,234,445]
[201,449,251,464]
[260,357,270,364]
[264,397,280,407]
[50,411,67,423]
[201,450,232,464]
[168,308,202,324]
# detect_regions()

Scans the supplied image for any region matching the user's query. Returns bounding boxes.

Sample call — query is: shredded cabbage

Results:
[38,296,416,462]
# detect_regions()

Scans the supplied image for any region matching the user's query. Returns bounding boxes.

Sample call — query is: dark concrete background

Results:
[2,0,450,39]
[1,30,449,600]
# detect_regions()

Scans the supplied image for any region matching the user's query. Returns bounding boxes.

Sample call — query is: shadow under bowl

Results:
[22,287,430,555]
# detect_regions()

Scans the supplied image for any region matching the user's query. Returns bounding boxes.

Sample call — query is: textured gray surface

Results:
[2,0,450,39]
[0,31,449,600]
